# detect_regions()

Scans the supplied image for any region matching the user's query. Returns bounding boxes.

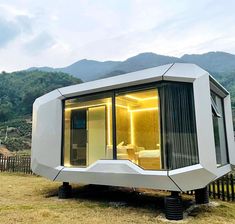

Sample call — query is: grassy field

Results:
[0,173,235,224]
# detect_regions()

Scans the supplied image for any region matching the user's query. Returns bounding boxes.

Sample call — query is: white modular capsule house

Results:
[31,63,235,219]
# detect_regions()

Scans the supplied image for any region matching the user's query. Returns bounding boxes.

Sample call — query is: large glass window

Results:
[115,88,162,170]
[62,82,199,170]
[211,92,229,166]
[63,93,113,167]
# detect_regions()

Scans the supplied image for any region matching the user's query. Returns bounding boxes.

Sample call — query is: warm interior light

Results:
[65,98,157,150]
[64,163,72,167]
[141,96,158,101]
[65,103,107,111]
[125,94,158,101]
[130,112,135,145]
[107,104,111,145]
[116,104,129,109]
[66,102,129,111]
[128,107,158,112]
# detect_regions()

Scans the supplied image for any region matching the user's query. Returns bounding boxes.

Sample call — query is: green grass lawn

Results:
[0,172,235,224]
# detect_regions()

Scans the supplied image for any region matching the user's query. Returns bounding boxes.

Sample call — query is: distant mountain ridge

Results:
[27,51,235,82]
[181,52,235,73]
[28,59,122,81]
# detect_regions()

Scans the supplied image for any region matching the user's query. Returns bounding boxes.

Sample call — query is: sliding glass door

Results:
[63,93,113,167]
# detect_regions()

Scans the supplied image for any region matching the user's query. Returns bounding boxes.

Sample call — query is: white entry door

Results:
[87,106,106,165]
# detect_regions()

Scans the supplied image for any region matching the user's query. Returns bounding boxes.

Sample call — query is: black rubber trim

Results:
[162,63,175,79]
[57,88,66,99]
[53,167,64,181]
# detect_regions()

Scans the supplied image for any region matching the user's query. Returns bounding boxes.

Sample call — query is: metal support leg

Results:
[58,182,72,199]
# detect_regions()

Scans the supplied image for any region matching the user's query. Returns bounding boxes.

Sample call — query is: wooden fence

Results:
[208,173,235,202]
[0,155,32,174]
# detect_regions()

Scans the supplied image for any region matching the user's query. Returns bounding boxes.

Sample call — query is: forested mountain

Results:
[25,51,235,111]
[28,60,121,82]
[212,71,235,108]
[4,51,235,119]
[27,51,235,81]
[106,53,181,74]
[0,70,81,122]
[181,52,235,73]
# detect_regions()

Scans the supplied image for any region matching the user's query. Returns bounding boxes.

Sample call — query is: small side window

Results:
[211,92,229,166]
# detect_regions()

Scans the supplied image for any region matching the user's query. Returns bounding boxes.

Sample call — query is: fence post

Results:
[212,181,216,199]
[231,173,234,201]
[226,174,230,201]
[12,157,15,172]
[217,179,220,199]
[0,155,2,172]
[221,176,225,201]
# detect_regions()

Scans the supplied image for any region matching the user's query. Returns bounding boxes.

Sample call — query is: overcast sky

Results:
[0,0,235,72]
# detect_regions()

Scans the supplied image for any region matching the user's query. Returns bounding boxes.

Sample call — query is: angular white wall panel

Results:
[193,74,217,173]
[169,164,216,191]
[163,63,208,82]
[55,160,180,191]
[31,89,64,179]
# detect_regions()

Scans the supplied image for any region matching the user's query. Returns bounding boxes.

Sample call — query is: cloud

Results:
[24,32,56,54]
[0,0,235,72]
[0,3,53,52]
[0,17,20,47]
[15,15,33,33]
[0,5,33,48]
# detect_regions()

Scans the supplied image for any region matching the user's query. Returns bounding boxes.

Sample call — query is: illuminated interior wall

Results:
[133,109,159,149]
[63,109,71,166]
[88,106,106,165]
[116,106,131,145]
[115,88,161,170]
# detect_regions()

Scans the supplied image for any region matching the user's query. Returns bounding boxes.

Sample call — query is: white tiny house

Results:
[31,63,235,220]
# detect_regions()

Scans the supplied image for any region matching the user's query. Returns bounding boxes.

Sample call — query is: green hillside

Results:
[0,70,81,121]
[0,70,81,151]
